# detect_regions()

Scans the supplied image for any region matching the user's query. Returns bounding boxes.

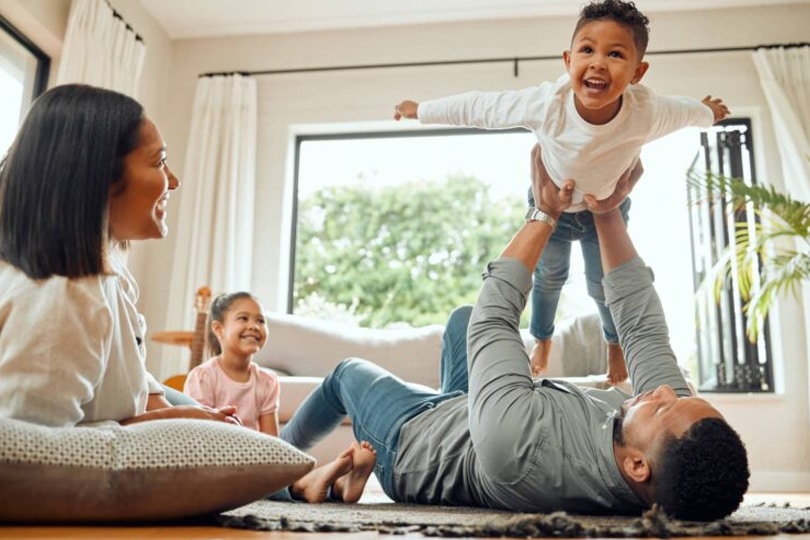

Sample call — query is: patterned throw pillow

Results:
[0,416,315,522]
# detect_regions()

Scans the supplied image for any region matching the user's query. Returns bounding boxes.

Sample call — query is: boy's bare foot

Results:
[530,339,551,376]
[291,448,352,503]
[606,342,628,385]
[333,441,377,503]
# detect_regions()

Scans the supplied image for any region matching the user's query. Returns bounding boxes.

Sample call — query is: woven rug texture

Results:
[217,500,810,537]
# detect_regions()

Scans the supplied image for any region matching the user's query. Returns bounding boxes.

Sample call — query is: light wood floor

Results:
[1,493,808,540]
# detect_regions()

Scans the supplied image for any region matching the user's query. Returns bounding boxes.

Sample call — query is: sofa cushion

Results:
[257,312,445,389]
[0,416,315,523]
[257,311,610,385]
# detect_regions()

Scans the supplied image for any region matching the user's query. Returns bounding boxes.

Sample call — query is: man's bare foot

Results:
[333,441,377,503]
[291,448,352,503]
[530,339,551,376]
[606,342,628,385]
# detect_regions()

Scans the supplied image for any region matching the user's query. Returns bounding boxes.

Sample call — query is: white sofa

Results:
[254,311,616,464]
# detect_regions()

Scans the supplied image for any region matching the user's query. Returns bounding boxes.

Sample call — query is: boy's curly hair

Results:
[573,0,650,58]
[654,417,750,521]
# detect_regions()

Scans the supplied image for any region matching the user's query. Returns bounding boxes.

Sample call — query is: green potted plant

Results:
[688,168,810,341]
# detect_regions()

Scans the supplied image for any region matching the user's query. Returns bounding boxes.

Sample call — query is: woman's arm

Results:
[120,400,242,425]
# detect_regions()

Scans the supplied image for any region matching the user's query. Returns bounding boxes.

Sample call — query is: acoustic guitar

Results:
[162,286,212,391]
[188,286,212,370]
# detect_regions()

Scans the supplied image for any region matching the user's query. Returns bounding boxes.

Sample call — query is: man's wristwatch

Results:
[525,207,557,231]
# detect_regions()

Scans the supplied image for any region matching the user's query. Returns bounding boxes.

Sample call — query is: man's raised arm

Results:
[586,168,690,396]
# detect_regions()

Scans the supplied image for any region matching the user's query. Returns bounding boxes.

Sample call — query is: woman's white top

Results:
[0,253,161,426]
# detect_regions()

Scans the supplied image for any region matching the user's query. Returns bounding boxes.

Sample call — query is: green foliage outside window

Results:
[294,174,525,328]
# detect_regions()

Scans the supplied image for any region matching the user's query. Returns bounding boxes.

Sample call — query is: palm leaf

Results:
[688,170,810,341]
[745,251,810,341]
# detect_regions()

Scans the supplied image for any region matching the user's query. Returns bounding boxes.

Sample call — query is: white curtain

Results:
[57,0,145,97]
[752,45,810,201]
[162,75,258,377]
[752,45,810,407]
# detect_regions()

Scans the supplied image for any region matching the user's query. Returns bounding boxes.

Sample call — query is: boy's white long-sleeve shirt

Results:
[417,74,714,211]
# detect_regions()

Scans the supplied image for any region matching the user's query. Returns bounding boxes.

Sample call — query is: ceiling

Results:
[138,0,810,40]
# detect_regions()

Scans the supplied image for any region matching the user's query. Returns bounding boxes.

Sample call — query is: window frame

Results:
[288,127,528,315]
[0,14,50,111]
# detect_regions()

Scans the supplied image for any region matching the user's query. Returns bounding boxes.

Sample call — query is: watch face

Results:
[525,208,556,228]
[525,208,545,221]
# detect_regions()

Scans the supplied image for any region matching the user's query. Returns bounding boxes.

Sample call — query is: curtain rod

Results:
[105,1,143,42]
[199,42,808,78]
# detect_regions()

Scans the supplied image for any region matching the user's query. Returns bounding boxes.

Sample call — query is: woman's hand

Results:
[120,404,243,426]
[531,144,574,219]
[191,404,243,426]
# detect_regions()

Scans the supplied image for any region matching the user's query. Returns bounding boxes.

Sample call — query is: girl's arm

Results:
[182,365,216,408]
[257,368,281,436]
[259,412,280,437]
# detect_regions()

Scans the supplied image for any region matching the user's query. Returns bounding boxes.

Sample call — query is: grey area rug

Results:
[217,500,810,537]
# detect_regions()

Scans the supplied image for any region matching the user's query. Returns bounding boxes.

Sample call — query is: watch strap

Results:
[525,207,557,231]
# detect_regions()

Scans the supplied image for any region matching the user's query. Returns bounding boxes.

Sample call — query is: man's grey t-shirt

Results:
[392,257,690,514]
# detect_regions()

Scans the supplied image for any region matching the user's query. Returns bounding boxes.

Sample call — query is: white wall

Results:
[1,0,809,492]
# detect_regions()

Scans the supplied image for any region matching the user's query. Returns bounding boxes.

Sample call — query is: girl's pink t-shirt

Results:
[183,357,279,431]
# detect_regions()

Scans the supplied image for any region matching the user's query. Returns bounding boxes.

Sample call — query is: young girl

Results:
[184,291,378,503]
[184,292,280,435]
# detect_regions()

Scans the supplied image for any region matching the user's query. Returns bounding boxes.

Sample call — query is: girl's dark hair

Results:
[0,84,144,279]
[573,0,650,58]
[207,291,261,355]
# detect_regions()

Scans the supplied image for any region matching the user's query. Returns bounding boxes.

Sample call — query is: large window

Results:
[292,129,533,328]
[292,123,769,390]
[0,15,49,156]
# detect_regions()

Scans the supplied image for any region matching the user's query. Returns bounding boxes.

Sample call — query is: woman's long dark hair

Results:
[0,84,144,279]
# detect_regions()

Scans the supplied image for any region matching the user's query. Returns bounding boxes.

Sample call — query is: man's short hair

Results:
[573,0,651,58]
[654,417,749,520]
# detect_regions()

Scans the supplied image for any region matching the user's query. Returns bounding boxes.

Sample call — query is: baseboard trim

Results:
[749,471,810,492]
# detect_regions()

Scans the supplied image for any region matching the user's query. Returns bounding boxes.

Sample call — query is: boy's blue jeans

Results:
[528,188,631,343]
[279,305,473,500]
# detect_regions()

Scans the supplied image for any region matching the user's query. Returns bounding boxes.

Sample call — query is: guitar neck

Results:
[189,310,208,370]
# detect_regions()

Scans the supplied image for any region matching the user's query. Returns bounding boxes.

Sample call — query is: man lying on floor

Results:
[279,145,750,520]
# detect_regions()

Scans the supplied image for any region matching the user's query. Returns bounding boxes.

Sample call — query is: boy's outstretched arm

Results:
[701,95,730,123]
[394,100,419,120]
